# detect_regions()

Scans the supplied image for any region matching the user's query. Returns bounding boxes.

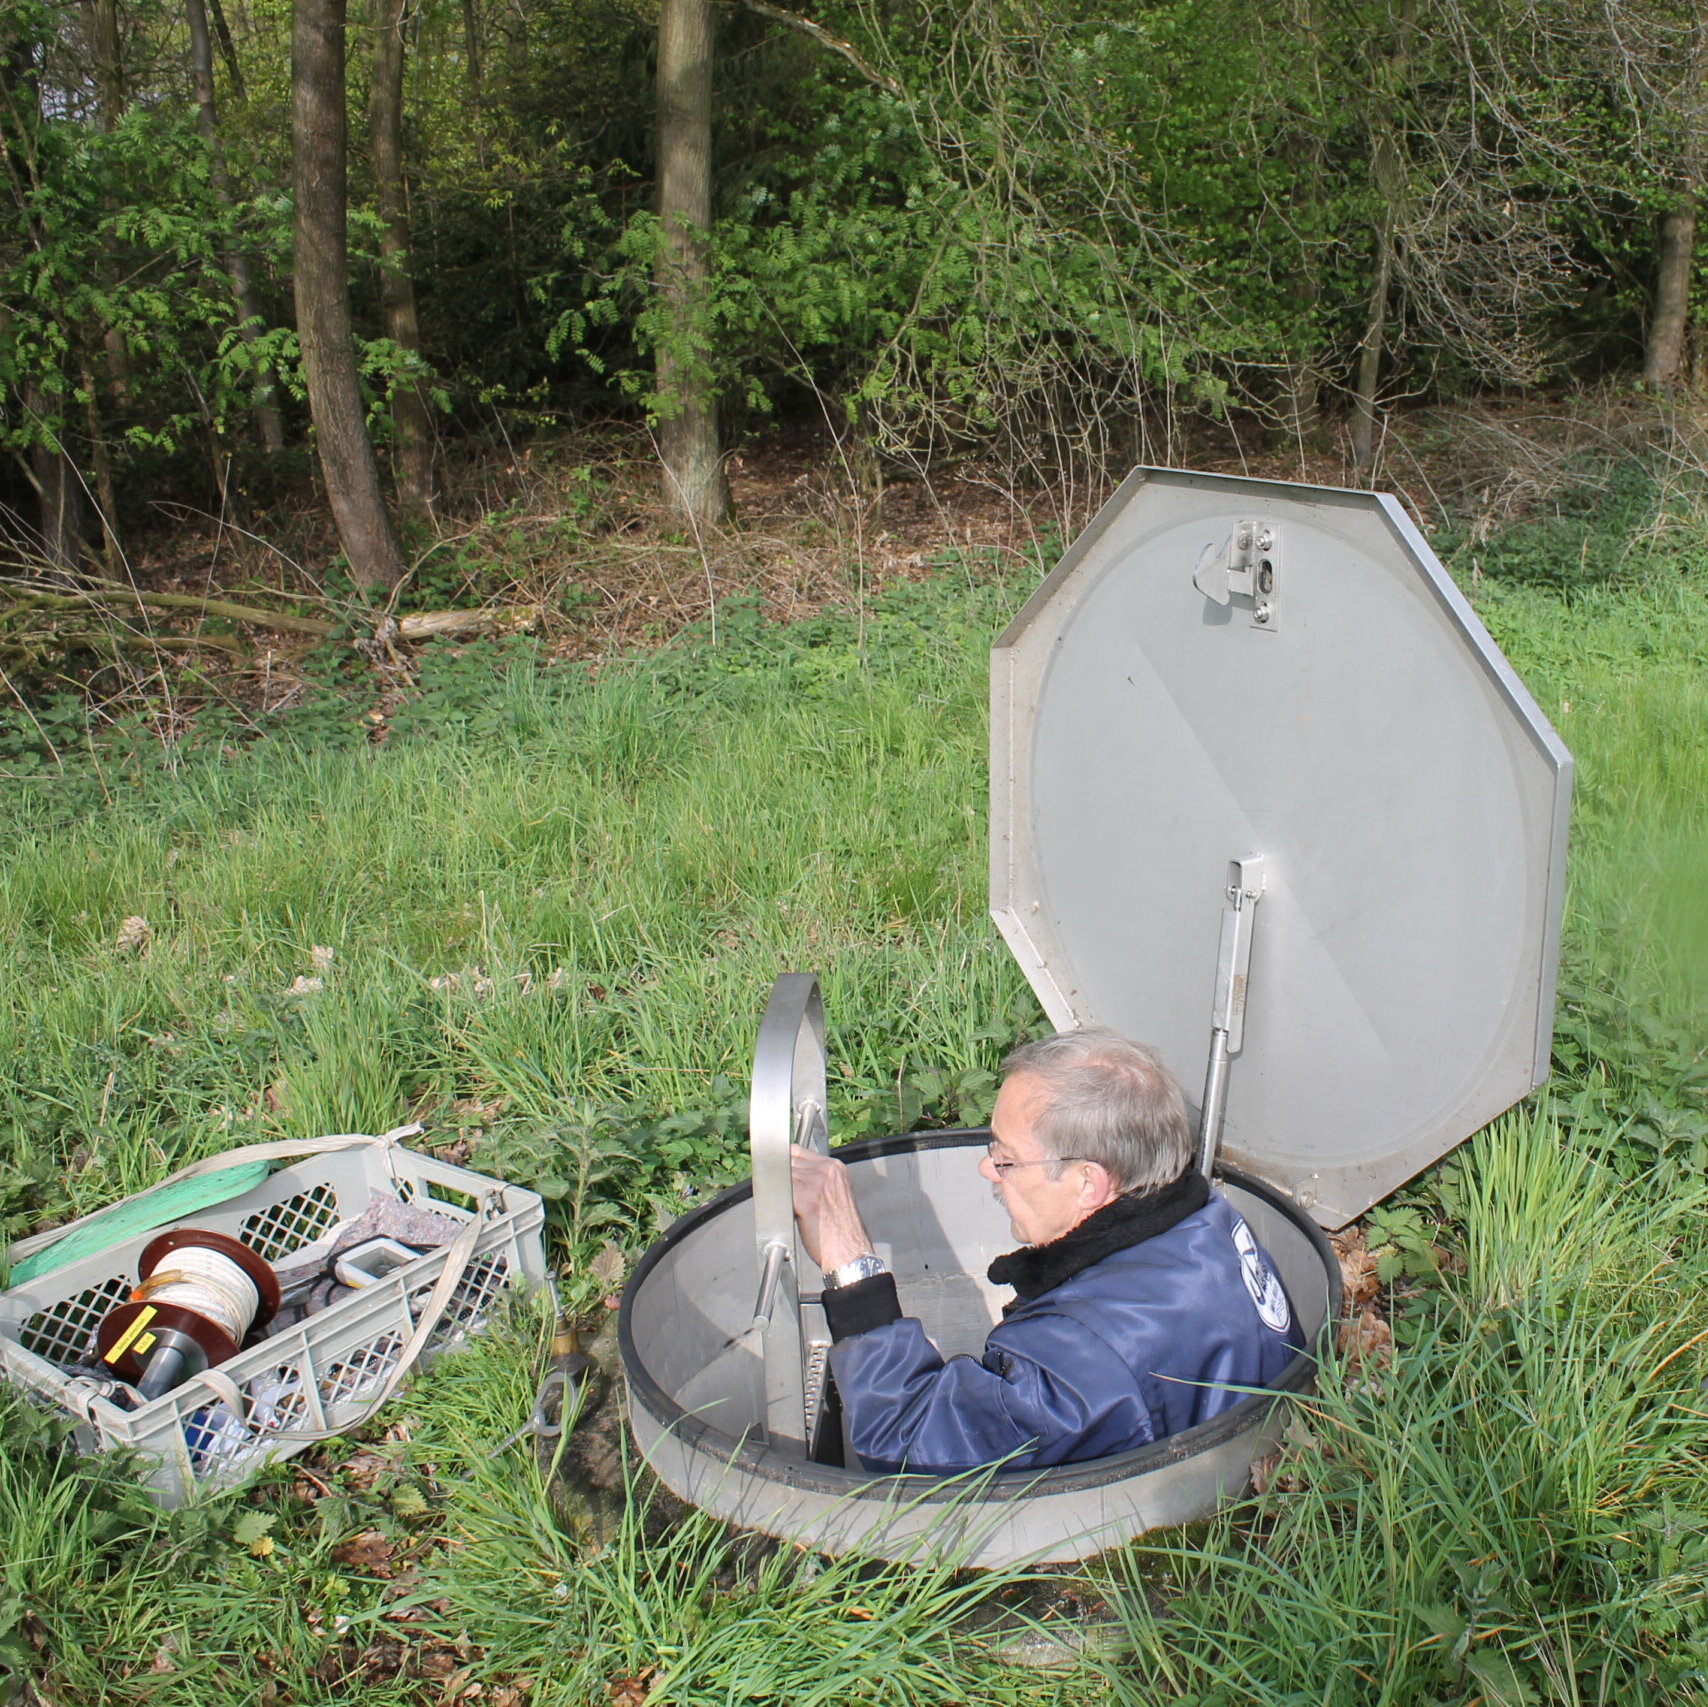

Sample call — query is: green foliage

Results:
[1438,460,1689,589]
[0,1388,165,1703]
[0,54,292,483]
[1362,1203,1441,1284]
[1,0,1700,526]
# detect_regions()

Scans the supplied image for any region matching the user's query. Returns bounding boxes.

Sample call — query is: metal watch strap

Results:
[821,1253,888,1290]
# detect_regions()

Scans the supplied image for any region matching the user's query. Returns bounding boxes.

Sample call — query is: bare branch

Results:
[733,0,903,97]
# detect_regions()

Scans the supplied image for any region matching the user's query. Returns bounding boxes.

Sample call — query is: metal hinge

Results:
[1192,522,1280,630]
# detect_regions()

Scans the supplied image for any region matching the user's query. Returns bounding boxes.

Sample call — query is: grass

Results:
[404,1325,1073,1707]
[0,579,1040,1268]
[1106,1109,1708,1705]
[1,513,1705,1704]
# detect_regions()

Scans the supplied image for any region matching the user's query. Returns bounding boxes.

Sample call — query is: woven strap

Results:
[269,1203,487,1442]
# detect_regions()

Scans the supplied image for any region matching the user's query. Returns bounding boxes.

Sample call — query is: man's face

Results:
[978,1072,1109,1246]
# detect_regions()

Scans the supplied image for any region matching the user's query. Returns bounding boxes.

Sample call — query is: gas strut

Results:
[1195,856,1265,1179]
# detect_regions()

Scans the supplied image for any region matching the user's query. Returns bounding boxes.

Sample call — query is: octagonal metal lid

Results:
[991,468,1572,1227]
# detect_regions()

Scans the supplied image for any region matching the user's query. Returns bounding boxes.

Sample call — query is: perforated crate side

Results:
[0,1142,546,1506]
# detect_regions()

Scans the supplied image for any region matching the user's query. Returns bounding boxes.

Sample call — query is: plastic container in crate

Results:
[0,1134,546,1504]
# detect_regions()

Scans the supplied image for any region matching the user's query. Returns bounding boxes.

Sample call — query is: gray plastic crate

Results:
[0,1139,546,1504]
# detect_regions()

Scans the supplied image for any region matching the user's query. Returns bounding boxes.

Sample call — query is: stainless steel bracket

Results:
[1195,856,1266,1177]
[1192,521,1280,629]
[747,972,831,1452]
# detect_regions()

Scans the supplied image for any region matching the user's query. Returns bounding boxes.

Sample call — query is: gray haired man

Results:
[790,1028,1301,1473]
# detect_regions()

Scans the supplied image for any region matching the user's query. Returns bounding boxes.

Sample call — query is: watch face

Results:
[828,1254,886,1289]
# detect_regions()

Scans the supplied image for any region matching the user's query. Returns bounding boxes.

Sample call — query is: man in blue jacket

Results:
[789,1028,1302,1474]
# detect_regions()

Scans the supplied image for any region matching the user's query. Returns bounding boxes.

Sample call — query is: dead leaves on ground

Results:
[1331,1225,1383,1309]
[1341,1308,1394,1376]
[1330,1224,1394,1380]
[330,1528,398,1573]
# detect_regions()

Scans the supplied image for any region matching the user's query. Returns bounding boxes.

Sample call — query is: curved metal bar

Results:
[749,973,828,1252]
[747,973,829,1451]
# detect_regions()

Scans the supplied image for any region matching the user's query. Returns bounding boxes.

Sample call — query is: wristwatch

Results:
[821,1252,889,1290]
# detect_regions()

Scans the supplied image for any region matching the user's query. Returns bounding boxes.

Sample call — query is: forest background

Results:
[3,0,1708,603]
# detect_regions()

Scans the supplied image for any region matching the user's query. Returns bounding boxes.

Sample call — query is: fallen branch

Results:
[393,605,543,641]
[45,629,250,656]
[83,582,337,637]
[3,581,543,646]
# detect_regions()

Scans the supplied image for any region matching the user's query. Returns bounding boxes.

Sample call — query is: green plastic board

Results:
[7,1161,273,1285]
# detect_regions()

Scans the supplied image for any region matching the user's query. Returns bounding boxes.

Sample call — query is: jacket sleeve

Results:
[828,1310,1157,1475]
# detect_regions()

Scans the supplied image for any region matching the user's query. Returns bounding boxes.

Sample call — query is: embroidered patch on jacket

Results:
[1230,1215,1293,1333]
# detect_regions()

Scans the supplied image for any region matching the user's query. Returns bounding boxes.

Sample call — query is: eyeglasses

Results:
[984,1143,1085,1177]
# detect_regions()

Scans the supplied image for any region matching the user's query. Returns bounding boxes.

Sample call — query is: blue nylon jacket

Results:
[829,1192,1303,1474]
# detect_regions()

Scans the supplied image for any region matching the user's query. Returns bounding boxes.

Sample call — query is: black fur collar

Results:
[987,1169,1211,1306]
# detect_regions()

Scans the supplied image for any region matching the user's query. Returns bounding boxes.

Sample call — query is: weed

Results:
[402,1318,1072,1707]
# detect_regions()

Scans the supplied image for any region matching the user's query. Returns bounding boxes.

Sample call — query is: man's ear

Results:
[1079,1161,1118,1211]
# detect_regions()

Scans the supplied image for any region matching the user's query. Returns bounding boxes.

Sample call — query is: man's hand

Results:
[790,1145,876,1273]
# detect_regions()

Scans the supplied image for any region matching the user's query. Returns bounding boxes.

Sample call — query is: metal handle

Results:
[749,972,829,1273]
[490,1299,592,1458]
[747,973,830,1451]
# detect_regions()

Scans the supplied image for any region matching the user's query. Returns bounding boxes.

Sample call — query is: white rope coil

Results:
[135,1245,262,1344]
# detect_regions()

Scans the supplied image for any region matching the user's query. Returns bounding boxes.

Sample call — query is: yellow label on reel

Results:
[103,1305,158,1363]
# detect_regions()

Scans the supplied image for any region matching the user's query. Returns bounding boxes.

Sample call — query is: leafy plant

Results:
[1362,1203,1442,1284]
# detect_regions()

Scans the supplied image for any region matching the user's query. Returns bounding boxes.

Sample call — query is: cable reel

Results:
[95,1228,280,1400]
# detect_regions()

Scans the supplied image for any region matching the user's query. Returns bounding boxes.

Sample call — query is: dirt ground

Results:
[88,389,1688,708]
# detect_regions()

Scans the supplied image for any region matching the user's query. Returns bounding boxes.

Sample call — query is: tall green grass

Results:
[1106,1108,1708,1705]
[1480,572,1708,1033]
[0,582,1041,1257]
[397,1317,1082,1707]
[1,545,1704,1705]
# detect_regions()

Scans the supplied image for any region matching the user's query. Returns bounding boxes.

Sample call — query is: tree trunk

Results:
[1280,177,1325,450]
[461,0,482,108]
[371,0,436,528]
[188,0,284,453]
[292,0,406,593]
[1646,18,1707,390]
[1644,203,1697,387]
[24,386,87,573]
[87,0,133,401]
[77,349,122,568]
[88,0,123,127]
[655,0,729,527]
[206,0,246,98]
[1277,0,1326,452]
[1350,218,1393,469]
[1351,131,1400,471]
[3,46,85,570]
